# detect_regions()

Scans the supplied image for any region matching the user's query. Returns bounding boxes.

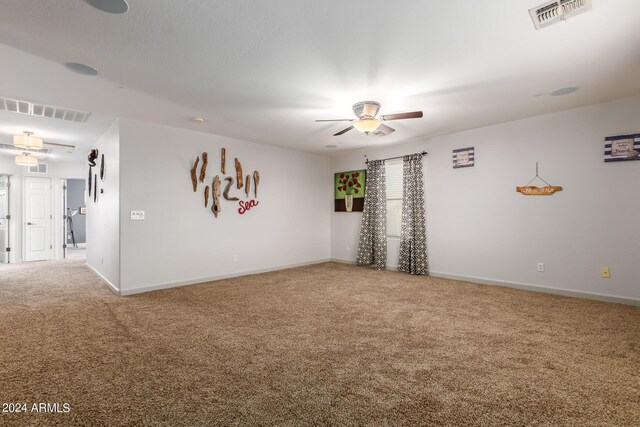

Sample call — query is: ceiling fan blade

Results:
[315,119,353,122]
[380,111,423,121]
[334,126,354,136]
[370,124,395,136]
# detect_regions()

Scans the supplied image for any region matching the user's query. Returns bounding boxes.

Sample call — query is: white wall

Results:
[86,120,120,291]
[332,96,640,302]
[0,155,85,263]
[117,118,331,294]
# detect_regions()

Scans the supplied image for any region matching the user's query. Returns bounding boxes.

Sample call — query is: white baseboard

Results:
[331,258,399,269]
[331,258,356,265]
[429,271,640,307]
[86,263,120,296]
[120,258,332,296]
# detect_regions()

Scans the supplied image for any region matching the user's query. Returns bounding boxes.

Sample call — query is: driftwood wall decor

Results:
[516,186,563,195]
[235,158,243,189]
[223,177,239,201]
[253,170,260,198]
[517,163,562,196]
[93,174,97,203]
[212,176,221,217]
[100,154,105,181]
[199,152,208,183]
[189,148,261,218]
[190,156,200,192]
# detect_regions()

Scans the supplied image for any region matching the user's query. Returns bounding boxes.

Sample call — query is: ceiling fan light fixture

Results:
[352,101,381,119]
[15,152,38,166]
[13,132,43,150]
[353,118,381,134]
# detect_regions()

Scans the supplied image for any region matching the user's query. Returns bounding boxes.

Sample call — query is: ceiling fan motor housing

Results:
[352,101,380,118]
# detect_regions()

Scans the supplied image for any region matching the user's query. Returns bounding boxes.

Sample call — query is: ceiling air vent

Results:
[28,163,48,174]
[0,96,91,123]
[529,0,592,30]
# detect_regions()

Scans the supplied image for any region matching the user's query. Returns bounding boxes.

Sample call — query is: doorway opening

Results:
[63,178,86,261]
[0,174,11,263]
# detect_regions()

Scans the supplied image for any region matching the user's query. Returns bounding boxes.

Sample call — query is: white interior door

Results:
[25,176,52,262]
[0,176,9,263]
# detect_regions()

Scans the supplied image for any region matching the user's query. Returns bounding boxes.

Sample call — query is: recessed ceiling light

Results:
[65,62,99,76]
[550,87,578,96]
[325,144,338,149]
[85,0,129,14]
[192,117,205,123]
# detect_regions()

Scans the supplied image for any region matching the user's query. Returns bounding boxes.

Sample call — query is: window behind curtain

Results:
[385,159,403,237]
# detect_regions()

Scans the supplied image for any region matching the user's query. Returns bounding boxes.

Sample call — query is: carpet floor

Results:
[0,260,638,426]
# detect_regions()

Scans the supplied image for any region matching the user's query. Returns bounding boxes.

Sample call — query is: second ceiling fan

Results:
[316,101,423,136]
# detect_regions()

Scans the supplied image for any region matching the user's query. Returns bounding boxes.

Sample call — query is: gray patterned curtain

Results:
[356,160,387,270]
[398,154,428,275]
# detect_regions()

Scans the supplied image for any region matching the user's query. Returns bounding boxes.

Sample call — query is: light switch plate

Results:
[130,210,145,220]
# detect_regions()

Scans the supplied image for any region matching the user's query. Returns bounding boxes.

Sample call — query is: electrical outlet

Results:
[600,267,610,278]
[232,254,238,263]
[346,244,350,252]
[130,210,145,220]
[537,262,545,272]
[101,257,104,264]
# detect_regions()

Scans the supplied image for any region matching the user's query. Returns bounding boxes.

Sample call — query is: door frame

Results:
[57,177,86,260]
[22,176,53,262]
[0,174,14,264]
[62,178,67,259]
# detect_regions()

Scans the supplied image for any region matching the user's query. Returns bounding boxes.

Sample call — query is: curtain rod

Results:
[364,151,428,164]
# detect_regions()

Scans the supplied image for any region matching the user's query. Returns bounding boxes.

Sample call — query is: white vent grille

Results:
[529,0,592,30]
[28,163,48,174]
[0,96,91,123]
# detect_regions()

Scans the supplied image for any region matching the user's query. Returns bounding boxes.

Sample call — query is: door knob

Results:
[27,222,33,225]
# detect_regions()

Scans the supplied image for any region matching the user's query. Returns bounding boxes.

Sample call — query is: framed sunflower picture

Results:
[335,170,366,212]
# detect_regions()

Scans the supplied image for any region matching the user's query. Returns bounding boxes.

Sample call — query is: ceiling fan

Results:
[316,101,423,136]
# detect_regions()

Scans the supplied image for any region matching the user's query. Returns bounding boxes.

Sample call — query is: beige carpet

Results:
[0,260,638,426]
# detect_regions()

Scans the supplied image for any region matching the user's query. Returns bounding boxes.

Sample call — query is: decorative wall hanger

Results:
[453,147,474,169]
[88,149,98,167]
[604,133,640,162]
[189,148,261,218]
[516,163,562,195]
[235,158,243,189]
[199,152,208,182]
[212,176,221,217]
[253,170,260,198]
[223,177,239,201]
[100,154,105,181]
[88,168,93,197]
[87,150,106,205]
[190,156,200,192]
